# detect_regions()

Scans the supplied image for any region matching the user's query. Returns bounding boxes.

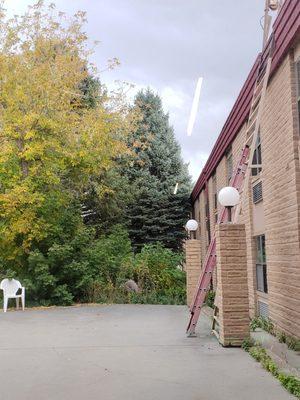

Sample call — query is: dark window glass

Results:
[227,152,233,183]
[205,190,211,244]
[253,181,263,204]
[212,174,218,223]
[256,235,267,293]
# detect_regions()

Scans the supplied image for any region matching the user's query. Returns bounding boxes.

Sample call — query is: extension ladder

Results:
[186,39,274,337]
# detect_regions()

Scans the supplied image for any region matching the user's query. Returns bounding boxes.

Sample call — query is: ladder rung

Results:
[246,117,257,136]
[252,86,262,105]
[250,164,261,168]
[251,91,261,110]
[257,65,267,83]
[248,103,259,125]
[245,132,254,146]
[253,78,264,97]
[212,329,220,340]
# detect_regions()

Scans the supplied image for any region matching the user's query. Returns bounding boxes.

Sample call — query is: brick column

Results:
[185,239,201,306]
[215,223,250,346]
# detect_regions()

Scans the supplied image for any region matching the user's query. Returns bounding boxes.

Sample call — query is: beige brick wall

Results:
[260,49,300,338]
[193,198,201,240]
[199,190,208,266]
[185,239,202,306]
[207,176,217,287]
[190,45,300,339]
[215,224,250,346]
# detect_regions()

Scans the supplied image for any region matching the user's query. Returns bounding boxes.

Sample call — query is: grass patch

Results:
[243,343,300,398]
[250,317,300,352]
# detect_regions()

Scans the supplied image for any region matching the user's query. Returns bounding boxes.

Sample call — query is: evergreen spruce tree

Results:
[126,89,191,251]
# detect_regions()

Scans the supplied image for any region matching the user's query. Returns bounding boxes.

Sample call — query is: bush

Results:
[245,343,300,398]
[4,225,186,306]
[241,337,255,352]
[250,317,300,352]
[85,242,186,305]
[278,373,300,398]
[85,225,132,285]
[250,316,274,334]
[125,243,186,304]
[205,290,215,308]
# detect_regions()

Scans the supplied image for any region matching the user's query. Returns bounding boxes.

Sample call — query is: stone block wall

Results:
[185,239,201,306]
[215,223,250,346]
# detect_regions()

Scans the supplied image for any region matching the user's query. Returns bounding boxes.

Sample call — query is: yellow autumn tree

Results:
[0,1,132,264]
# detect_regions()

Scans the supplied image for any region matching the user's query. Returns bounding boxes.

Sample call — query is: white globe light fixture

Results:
[185,219,198,240]
[186,219,198,232]
[218,187,240,222]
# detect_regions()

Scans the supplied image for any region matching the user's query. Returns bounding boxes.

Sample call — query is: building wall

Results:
[199,189,208,265]
[185,240,202,306]
[191,47,300,338]
[260,48,300,337]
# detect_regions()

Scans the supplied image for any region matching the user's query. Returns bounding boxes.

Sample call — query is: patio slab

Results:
[0,304,295,400]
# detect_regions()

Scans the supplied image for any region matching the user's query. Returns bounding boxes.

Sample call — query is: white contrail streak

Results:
[187,77,203,136]
[173,182,179,194]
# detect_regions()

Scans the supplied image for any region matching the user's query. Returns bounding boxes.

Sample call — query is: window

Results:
[212,174,218,223]
[205,188,211,244]
[296,60,300,128]
[253,181,263,203]
[255,235,268,293]
[198,210,201,238]
[252,133,262,176]
[226,150,233,183]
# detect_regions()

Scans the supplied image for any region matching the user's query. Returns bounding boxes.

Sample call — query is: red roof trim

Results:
[191,0,300,203]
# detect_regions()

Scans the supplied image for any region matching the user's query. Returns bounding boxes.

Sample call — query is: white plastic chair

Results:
[0,279,25,312]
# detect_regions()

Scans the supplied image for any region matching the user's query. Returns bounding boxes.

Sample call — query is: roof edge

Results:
[191,0,300,204]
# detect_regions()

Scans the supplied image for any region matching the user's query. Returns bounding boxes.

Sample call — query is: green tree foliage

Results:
[78,74,135,234]
[3,226,185,306]
[85,229,186,305]
[0,2,132,268]
[0,3,187,307]
[125,89,192,250]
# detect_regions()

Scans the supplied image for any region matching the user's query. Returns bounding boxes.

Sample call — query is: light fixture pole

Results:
[218,187,240,223]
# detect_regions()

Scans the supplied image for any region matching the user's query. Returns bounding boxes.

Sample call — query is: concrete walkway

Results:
[0,305,294,400]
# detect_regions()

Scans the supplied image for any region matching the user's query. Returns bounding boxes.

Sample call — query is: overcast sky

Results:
[6,0,269,182]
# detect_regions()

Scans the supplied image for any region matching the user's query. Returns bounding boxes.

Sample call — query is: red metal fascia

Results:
[271,0,300,74]
[191,0,300,204]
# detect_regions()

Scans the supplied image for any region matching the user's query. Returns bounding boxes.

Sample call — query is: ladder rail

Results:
[233,56,272,223]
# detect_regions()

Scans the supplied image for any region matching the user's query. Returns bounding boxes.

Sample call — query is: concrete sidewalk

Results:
[0,305,294,400]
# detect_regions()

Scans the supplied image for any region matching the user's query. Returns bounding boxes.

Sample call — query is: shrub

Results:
[125,243,186,303]
[250,316,274,335]
[241,337,255,352]
[85,225,132,285]
[7,225,186,306]
[246,343,300,398]
[84,241,186,305]
[278,373,300,398]
[250,317,300,352]
[205,290,215,308]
